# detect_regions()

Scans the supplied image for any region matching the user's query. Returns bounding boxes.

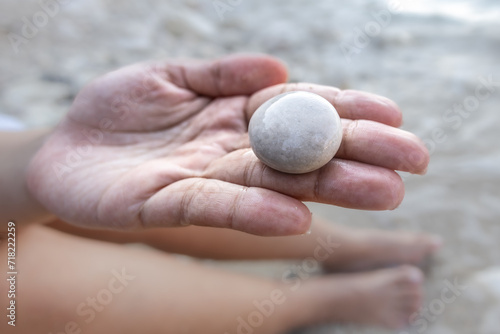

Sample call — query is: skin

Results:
[0,221,435,334]
[48,216,441,269]
[22,54,428,236]
[0,54,435,333]
[0,129,54,227]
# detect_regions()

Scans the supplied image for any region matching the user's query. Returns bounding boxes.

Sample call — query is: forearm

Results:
[0,129,55,227]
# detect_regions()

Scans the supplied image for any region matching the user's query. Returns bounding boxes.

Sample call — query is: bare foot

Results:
[294,265,424,329]
[319,221,442,272]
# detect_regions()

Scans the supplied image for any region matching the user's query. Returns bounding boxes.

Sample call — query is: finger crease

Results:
[211,61,223,96]
[227,186,246,230]
[179,181,200,226]
[342,120,360,158]
[313,166,326,201]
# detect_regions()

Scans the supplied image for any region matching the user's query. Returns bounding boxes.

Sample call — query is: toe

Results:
[400,233,442,263]
[396,265,424,285]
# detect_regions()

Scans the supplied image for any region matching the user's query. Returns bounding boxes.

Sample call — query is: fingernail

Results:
[301,214,313,236]
[409,151,429,175]
[300,224,312,236]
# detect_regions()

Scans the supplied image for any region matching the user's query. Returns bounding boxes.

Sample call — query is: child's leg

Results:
[1,225,423,333]
[1,225,290,334]
[49,216,441,271]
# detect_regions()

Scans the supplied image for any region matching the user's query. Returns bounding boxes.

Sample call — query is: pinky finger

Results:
[139,178,312,236]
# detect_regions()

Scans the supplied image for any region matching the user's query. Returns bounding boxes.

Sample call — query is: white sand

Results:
[1,0,499,333]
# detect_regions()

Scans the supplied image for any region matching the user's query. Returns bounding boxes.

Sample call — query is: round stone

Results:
[249,91,343,174]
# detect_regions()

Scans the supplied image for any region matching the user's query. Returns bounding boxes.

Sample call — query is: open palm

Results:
[27,54,428,236]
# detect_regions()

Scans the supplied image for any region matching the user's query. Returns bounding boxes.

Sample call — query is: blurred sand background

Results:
[1,0,500,333]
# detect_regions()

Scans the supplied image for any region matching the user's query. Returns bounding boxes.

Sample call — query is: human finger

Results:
[139,178,312,236]
[204,151,405,211]
[246,83,402,127]
[165,53,289,97]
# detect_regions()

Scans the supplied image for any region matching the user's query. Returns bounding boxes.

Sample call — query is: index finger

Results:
[246,83,403,127]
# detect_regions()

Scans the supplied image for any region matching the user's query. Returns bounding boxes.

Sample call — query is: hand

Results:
[27,54,428,236]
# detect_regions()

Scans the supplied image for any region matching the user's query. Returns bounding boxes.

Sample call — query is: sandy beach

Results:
[1,0,500,333]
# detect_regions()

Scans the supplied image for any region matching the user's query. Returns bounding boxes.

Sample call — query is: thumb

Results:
[166,53,289,97]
